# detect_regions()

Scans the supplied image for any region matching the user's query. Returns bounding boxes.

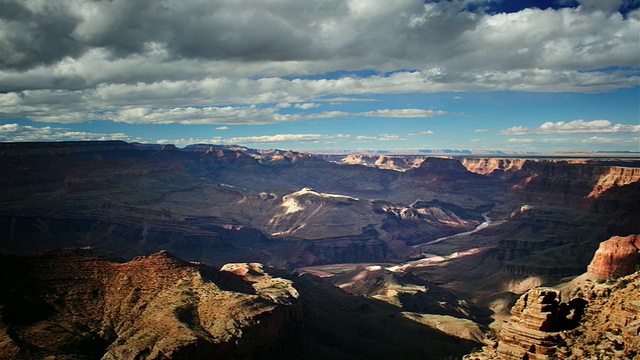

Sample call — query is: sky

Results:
[1,0,639,153]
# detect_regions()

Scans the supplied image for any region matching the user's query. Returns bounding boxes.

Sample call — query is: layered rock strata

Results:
[466,273,640,359]
[487,288,584,360]
[587,234,640,279]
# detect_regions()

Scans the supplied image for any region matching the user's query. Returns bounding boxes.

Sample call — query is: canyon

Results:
[0,141,639,359]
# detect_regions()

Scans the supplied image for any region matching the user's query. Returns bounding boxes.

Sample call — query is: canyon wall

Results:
[587,234,640,279]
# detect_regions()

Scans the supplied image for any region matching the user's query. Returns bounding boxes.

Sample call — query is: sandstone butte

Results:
[465,234,640,360]
[587,234,640,279]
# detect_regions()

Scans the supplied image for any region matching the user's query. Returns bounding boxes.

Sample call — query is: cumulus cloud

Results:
[0,123,131,142]
[215,126,230,130]
[356,134,405,141]
[500,119,640,136]
[474,129,490,133]
[582,136,640,143]
[294,103,320,110]
[0,0,638,137]
[219,133,351,144]
[409,131,435,136]
[506,138,570,143]
[1,1,638,90]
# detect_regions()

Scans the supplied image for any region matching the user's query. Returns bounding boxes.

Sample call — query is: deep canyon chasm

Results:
[1,141,639,359]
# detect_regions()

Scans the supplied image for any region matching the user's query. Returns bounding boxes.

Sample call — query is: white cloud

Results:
[355,134,405,141]
[474,129,490,133]
[1,1,638,135]
[294,103,320,110]
[358,109,446,118]
[219,133,351,144]
[409,131,435,136]
[215,126,230,130]
[582,136,640,144]
[1,3,638,94]
[3,67,637,127]
[506,138,570,143]
[0,123,131,142]
[500,120,640,136]
[307,108,447,120]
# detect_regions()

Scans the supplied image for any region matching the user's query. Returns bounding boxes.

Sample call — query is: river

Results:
[299,212,493,275]
[422,212,492,246]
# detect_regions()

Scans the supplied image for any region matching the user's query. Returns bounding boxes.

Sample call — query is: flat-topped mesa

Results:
[587,234,640,279]
[416,156,471,174]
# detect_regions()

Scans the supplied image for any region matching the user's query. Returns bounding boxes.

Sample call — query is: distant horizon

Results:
[2,139,639,158]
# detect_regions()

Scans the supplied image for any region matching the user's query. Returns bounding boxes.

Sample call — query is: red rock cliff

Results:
[587,234,640,279]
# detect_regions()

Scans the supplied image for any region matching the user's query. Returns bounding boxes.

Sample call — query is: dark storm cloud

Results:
[0,0,479,71]
[0,0,85,69]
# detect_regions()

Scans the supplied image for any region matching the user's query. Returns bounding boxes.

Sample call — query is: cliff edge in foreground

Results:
[465,234,640,360]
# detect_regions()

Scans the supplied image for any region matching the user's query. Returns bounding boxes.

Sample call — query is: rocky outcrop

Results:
[587,234,640,279]
[328,265,488,322]
[0,250,302,360]
[0,251,480,360]
[490,288,585,360]
[461,158,528,175]
[464,287,580,360]
[563,272,640,359]
[466,272,640,360]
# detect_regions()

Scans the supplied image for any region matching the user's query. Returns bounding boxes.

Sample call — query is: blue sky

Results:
[1,0,639,153]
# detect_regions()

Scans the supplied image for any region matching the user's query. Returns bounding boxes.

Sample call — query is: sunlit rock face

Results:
[587,234,640,279]
[465,235,640,360]
[0,251,481,360]
[491,288,586,360]
[0,251,303,360]
[461,158,528,176]
[465,272,640,360]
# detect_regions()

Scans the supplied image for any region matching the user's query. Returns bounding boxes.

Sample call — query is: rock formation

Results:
[492,288,586,359]
[587,234,640,279]
[0,250,302,359]
[461,158,528,175]
[466,272,640,360]
[465,234,640,360]
[0,250,479,360]
[2,141,640,359]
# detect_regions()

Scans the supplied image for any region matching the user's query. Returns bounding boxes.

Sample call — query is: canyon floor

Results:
[0,141,639,359]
